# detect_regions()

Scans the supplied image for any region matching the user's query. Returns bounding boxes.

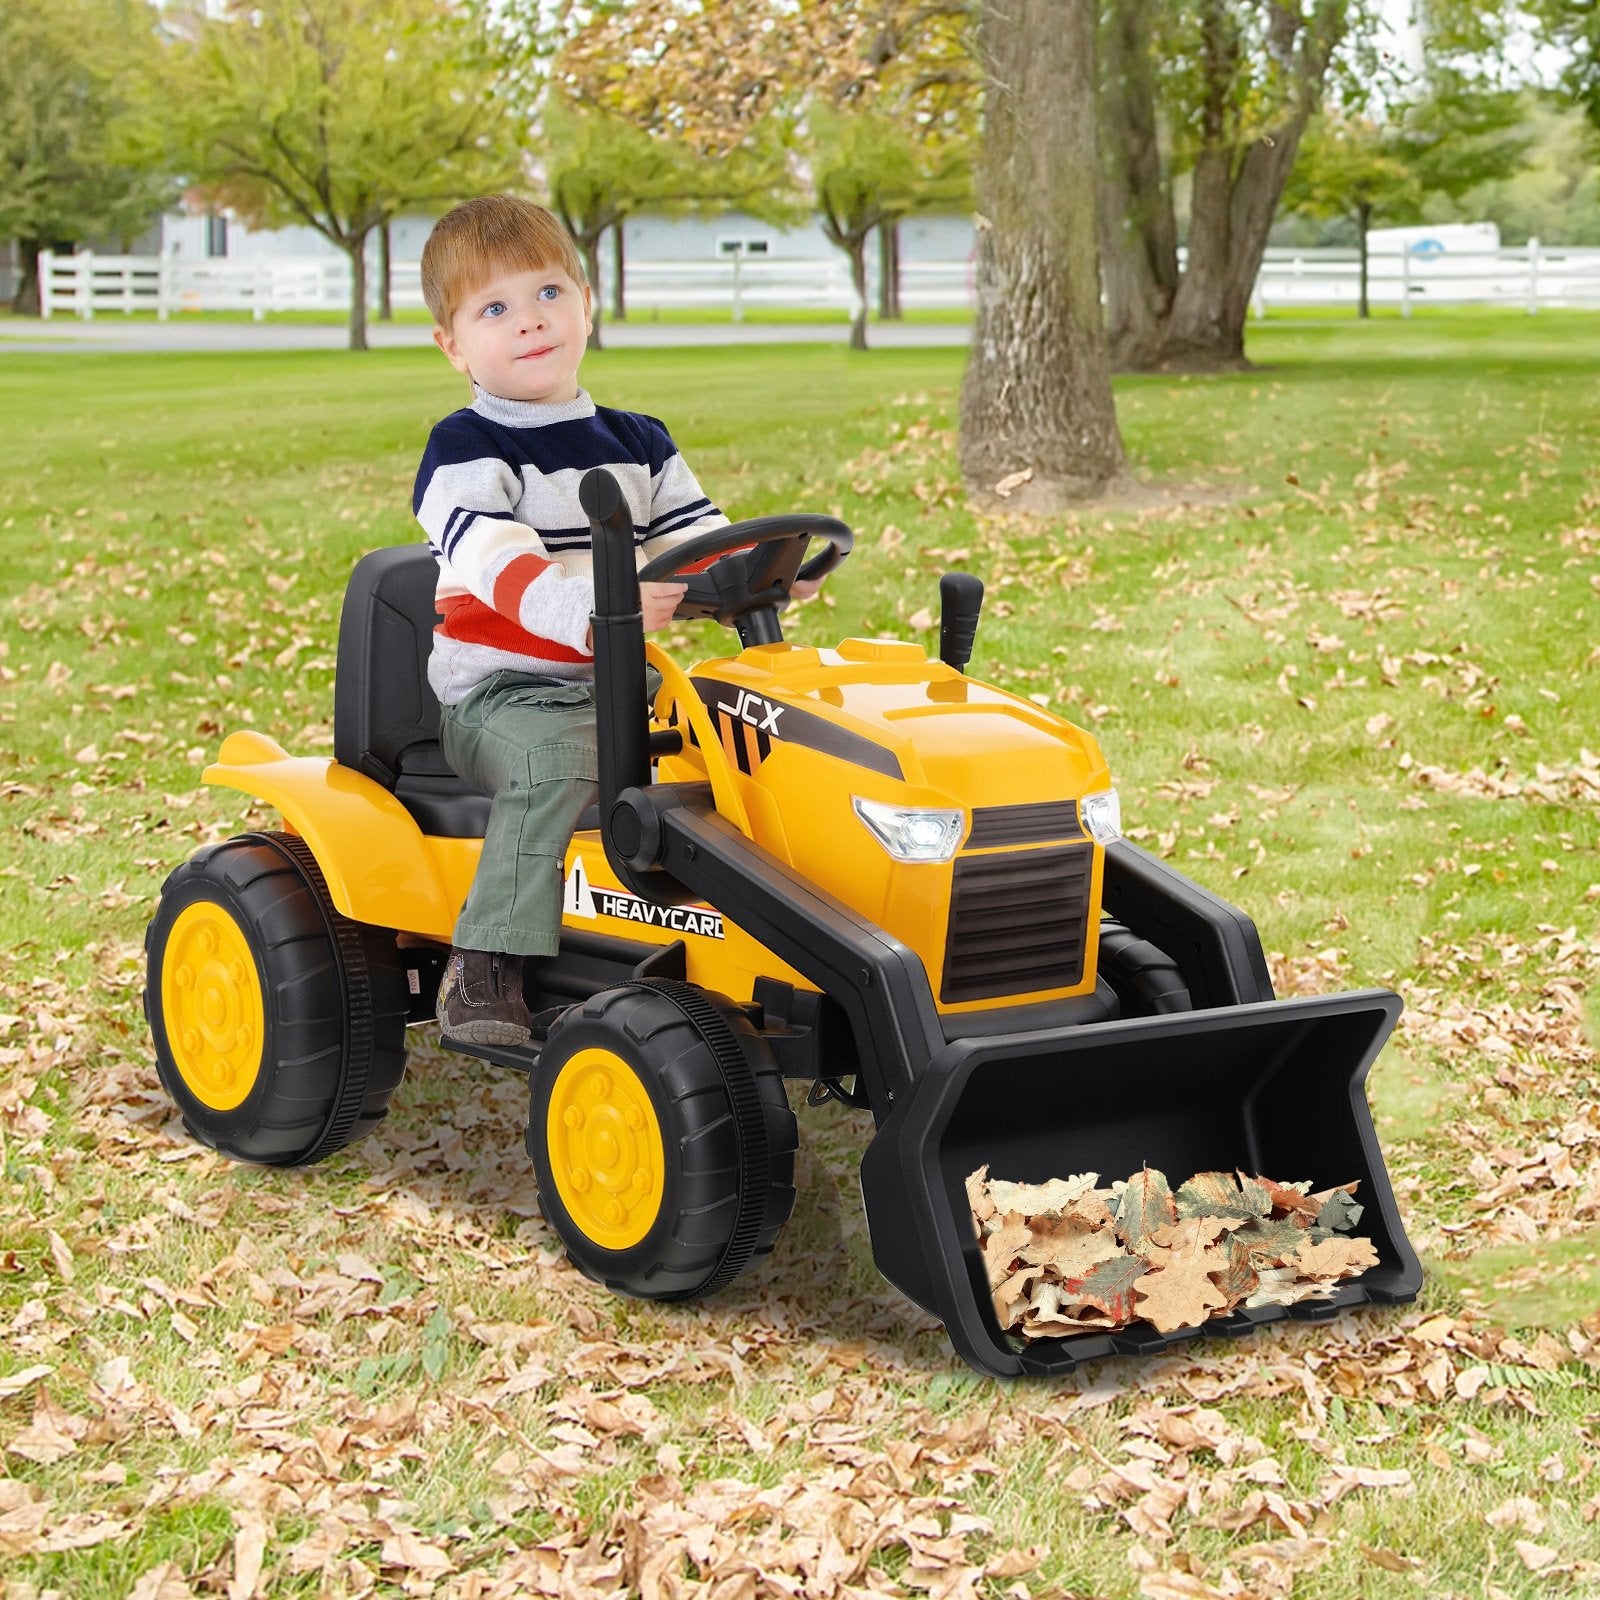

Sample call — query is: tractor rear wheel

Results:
[528,980,797,1300]
[144,832,409,1166]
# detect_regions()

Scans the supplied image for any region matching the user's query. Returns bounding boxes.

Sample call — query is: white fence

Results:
[37,244,1600,321]
[37,251,423,320]
[1252,241,1600,316]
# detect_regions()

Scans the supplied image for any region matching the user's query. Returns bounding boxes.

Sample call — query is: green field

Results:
[1,315,1597,1597]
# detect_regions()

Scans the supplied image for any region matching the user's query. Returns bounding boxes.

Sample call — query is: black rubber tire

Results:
[1098,918,1193,1017]
[144,832,409,1166]
[527,980,798,1300]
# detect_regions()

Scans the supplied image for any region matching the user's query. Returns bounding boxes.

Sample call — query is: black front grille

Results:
[966,800,1084,849]
[941,844,1094,1004]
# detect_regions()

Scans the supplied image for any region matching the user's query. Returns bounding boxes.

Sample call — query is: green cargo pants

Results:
[439,671,600,958]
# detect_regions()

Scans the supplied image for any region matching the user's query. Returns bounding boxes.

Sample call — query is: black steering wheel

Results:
[637,515,853,642]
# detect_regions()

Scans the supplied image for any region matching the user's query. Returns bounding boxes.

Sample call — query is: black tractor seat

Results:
[333,546,493,838]
[334,545,608,840]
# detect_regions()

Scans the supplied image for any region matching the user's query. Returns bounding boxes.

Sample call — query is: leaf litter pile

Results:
[969,1166,1379,1339]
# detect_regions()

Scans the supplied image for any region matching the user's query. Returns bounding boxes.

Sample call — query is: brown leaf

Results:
[1019,1222,1122,1279]
[994,1266,1040,1323]
[1231,1214,1318,1265]
[1065,1254,1149,1322]
[966,1165,995,1227]
[227,1508,269,1600]
[1361,1544,1420,1573]
[5,1388,84,1464]
[1485,1497,1546,1536]
[286,1518,351,1575]
[987,1172,1099,1216]
[1245,1267,1334,1309]
[1114,1168,1176,1250]
[1515,1541,1559,1572]
[1263,1179,1320,1220]
[1292,1235,1379,1281]
[127,1565,195,1600]
[1133,1260,1229,1333]
[981,1212,1032,1289]
[1144,1216,1237,1266]
[1020,1278,1122,1335]
[379,1528,456,1580]
[1210,1235,1259,1306]
[1318,1464,1414,1504]
[0,1364,54,1399]
[1173,1171,1269,1221]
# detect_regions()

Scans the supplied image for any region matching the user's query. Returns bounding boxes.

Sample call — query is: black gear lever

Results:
[938,572,984,672]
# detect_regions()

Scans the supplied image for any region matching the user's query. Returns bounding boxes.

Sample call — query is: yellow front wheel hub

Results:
[546,1048,664,1250]
[160,900,266,1112]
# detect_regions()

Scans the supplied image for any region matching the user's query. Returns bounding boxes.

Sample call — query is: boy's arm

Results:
[640,424,823,600]
[414,421,594,654]
[638,433,732,575]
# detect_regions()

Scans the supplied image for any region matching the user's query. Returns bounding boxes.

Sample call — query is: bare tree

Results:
[959,0,1124,508]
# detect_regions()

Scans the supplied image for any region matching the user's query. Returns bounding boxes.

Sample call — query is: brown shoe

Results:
[436,948,536,1046]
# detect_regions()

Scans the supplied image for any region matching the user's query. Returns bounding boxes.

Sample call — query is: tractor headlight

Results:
[1081,788,1122,844]
[853,798,965,863]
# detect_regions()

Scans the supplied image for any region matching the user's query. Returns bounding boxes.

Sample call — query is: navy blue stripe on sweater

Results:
[647,500,716,541]
[648,495,713,531]
[413,407,675,501]
[441,508,518,560]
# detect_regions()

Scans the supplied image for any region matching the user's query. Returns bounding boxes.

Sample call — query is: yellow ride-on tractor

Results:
[145,470,1422,1377]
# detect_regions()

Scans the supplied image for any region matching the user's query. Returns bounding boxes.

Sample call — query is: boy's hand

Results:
[640,580,688,632]
[790,576,825,602]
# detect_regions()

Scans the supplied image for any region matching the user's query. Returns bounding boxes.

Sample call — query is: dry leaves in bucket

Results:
[968,1166,1379,1339]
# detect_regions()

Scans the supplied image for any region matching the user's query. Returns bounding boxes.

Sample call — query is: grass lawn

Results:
[0,313,1597,1598]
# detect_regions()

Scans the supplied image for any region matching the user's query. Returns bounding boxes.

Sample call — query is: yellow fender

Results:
[202,731,464,939]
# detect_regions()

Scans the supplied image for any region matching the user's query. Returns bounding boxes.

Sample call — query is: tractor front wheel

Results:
[528,981,797,1300]
[144,832,409,1166]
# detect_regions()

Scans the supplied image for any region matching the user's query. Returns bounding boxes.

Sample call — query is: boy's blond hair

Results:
[421,195,587,329]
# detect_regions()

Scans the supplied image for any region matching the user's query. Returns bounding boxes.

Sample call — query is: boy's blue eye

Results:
[538,285,560,301]
[482,301,506,318]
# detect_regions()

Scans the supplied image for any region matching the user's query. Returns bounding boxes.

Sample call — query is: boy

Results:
[414,194,724,1046]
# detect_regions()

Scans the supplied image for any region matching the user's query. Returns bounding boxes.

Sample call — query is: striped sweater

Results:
[414,383,727,704]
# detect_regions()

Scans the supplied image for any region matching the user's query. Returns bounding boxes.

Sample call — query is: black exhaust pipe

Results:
[580,467,649,813]
[579,467,694,900]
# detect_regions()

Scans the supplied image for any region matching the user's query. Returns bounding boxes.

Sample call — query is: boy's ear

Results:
[433,323,470,375]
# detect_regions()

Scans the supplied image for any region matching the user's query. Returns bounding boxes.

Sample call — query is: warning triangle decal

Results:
[563,854,597,919]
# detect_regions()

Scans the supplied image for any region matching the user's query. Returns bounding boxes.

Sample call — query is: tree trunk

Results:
[848,234,869,350]
[877,219,902,319]
[960,0,1124,506]
[378,222,393,322]
[1100,0,1347,371]
[1099,0,1178,369]
[1158,127,1306,367]
[611,223,627,322]
[1357,199,1371,319]
[583,233,604,351]
[12,239,45,316]
[347,233,370,351]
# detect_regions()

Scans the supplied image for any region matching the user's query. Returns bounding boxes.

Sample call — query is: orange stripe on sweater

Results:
[436,594,590,664]
[492,551,554,618]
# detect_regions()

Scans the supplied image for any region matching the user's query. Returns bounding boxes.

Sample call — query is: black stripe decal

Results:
[691,679,903,780]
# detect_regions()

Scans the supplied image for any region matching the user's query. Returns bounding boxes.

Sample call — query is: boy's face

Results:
[434,263,592,404]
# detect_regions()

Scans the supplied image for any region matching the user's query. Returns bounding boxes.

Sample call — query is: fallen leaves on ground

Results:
[972,1168,1378,1339]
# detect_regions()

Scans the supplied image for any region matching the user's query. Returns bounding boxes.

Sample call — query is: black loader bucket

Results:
[859,990,1424,1378]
